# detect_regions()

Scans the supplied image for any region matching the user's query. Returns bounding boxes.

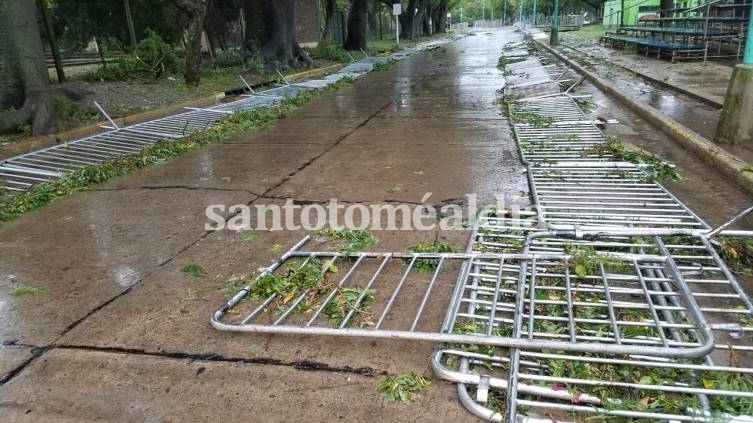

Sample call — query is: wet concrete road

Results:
[2,28,753,422]
[0,31,527,422]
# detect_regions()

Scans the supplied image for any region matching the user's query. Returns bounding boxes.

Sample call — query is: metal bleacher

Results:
[600,0,749,61]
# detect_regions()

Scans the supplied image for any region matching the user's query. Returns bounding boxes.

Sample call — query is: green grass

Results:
[182,264,207,278]
[376,371,432,402]
[0,78,353,223]
[9,286,41,297]
[314,227,376,255]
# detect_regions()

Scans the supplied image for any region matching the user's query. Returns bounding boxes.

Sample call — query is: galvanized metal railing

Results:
[433,39,753,423]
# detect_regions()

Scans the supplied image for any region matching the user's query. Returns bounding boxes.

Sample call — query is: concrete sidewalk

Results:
[0,31,528,421]
[560,27,733,107]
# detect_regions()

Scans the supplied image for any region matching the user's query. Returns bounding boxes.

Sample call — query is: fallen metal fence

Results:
[0,38,456,197]
[433,39,753,422]
[208,34,753,423]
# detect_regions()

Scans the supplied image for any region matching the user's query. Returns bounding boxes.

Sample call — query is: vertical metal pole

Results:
[744,3,753,63]
[396,14,400,46]
[124,0,137,50]
[550,0,559,45]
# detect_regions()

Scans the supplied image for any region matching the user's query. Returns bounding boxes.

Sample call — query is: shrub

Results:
[307,40,351,62]
[209,49,264,73]
[84,30,178,81]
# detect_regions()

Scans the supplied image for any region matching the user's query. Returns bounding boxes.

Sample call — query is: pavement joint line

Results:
[0,345,52,385]
[50,344,385,377]
[0,343,384,386]
[256,98,395,198]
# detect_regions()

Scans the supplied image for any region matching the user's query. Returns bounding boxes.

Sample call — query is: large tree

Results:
[244,0,312,69]
[434,0,450,33]
[323,0,337,40]
[167,0,209,86]
[0,0,56,135]
[345,0,370,50]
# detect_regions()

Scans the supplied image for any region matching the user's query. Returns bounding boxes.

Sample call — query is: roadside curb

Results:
[0,63,344,161]
[0,93,225,161]
[534,39,753,197]
[560,43,724,109]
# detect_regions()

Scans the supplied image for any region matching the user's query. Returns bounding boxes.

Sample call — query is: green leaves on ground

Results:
[583,137,681,182]
[9,286,41,297]
[182,264,207,278]
[247,257,375,325]
[564,244,625,278]
[324,287,374,326]
[408,240,457,272]
[716,236,753,276]
[314,227,376,255]
[376,371,432,402]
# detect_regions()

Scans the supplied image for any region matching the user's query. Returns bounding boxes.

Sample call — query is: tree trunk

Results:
[345,0,369,50]
[184,2,208,85]
[0,0,56,135]
[413,0,430,38]
[323,0,336,40]
[422,6,431,36]
[399,0,417,39]
[167,0,208,86]
[244,0,312,69]
[436,0,449,33]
